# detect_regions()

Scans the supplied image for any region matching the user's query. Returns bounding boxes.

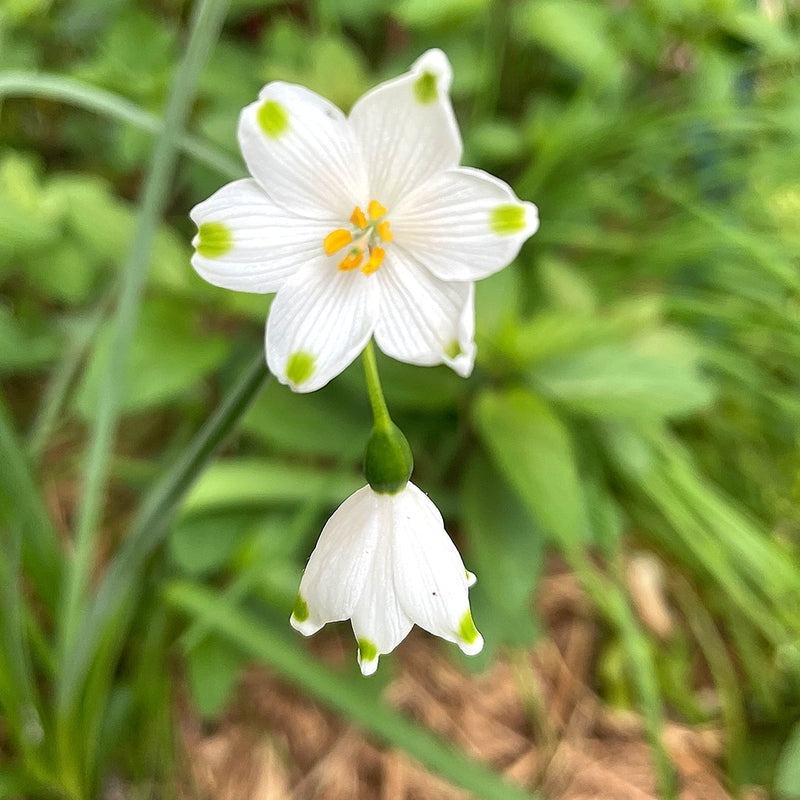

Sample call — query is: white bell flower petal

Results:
[392,166,540,283]
[266,258,380,392]
[349,48,462,209]
[239,82,368,218]
[350,527,414,676]
[290,482,482,675]
[374,249,475,376]
[390,483,484,655]
[290,486,380,636]
[191,49,538,389]
[190,179,336,293]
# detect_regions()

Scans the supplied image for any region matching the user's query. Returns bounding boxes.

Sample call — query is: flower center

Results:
[323,199,394,275]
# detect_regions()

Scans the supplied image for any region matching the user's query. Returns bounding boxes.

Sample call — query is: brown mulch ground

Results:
[178,569,762,800]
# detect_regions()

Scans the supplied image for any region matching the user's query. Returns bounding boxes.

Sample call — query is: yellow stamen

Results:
[350,206,367,228]
[368,199,387,220]
[362,246,385,275]
[376,220,394,242]
[324,228,353,255]
[338,250,364,271]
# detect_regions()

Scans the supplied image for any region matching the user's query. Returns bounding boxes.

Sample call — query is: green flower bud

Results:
[364,422,413,494]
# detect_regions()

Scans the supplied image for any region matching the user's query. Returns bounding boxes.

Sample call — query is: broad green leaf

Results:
[180,459,361,516]
[461,453,542,650]
[394,0,489,30]
[473,387,590,547]
[533,334,715,420]
[537,256,597,313]
[241,379,366,459]
[185,635,243,719]
[169,512,253,576]
[776,722,800,799]
[74,296,230,416]
[0,307,60,371]
[24,240,98,303]
[0,152,59,260]
[499,296,663,367]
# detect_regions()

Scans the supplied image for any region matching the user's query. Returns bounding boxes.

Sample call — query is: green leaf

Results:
[241,379,366,459]
[473,387,590,548]
[0,307,60,372]
[180,459,362,516]
[537,256,598,313]
[185,634,244,719]
[169,512,253,576]
[393,0,489,30]
[498,296,663,367]
[776,722,800,799]
[533,334,715,420]
[461,453,543,650]
[74,296,230,416]
[513,0,623,85]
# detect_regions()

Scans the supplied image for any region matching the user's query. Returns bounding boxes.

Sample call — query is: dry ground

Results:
[178,567,764,800]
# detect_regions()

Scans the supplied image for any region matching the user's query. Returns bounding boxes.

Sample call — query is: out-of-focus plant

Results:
[1,0,800,798]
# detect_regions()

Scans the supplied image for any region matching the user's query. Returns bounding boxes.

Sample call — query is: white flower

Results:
[190,49,538,392]
[289,482,483,675]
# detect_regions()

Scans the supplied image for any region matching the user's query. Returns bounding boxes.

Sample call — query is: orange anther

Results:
[376,220,394,243]
[362,246,385,275]
[338,250,364,271]
[350,206,368,229]
[324,228,353,255]
[368,200,387,220]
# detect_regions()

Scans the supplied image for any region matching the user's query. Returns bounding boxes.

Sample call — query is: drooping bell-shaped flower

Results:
[290,482,483,676]
[190,48,538,392]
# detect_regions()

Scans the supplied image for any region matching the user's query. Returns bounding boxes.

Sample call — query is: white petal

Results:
[350,495,414,675]
[292,486,380,633]
[373,250,475,377]
[349,49,461,209]
[239,82,368,218]
[190,179,335,294]
[392,167,539,282]
[391,483,484,655]
[266,257,379,392]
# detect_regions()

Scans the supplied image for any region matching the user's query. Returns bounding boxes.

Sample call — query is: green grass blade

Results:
[0,72,242,180]
[0,397,61,609]
[0,523,42,752]
[57,0,232,675]
[28,302,109,463]
[57,350,268,715]
[165,580,541,800]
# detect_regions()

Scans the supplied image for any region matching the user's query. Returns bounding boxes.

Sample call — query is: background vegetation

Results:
[2,0,800,797]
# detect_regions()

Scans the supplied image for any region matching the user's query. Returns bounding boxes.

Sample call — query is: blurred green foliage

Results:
[2,0,800,798]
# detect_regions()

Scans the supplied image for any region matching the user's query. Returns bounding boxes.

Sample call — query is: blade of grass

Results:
[670,574,747,785]
[0,72,242,180]
[165,580,541,800]
[57,0,232,676]
[0,397,61,610]
[57,349,268,715]
[605,572,677,800]
[0,522,41,752]
[28,301,110,463]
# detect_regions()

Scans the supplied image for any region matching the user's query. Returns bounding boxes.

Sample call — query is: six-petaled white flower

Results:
[289,482,483,675]
[190,49,538,392]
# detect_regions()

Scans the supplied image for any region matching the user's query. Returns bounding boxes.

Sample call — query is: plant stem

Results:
[361,339,392,431]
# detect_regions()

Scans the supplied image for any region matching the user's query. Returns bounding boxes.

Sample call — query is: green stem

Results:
[361,339,392,431]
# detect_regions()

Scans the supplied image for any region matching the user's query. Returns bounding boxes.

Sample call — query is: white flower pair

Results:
[190,49,538,673]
